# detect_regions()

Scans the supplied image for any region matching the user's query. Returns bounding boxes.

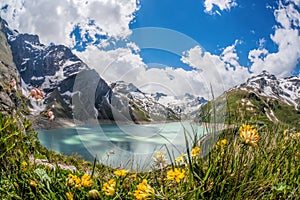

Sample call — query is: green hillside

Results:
[197,89,300,129]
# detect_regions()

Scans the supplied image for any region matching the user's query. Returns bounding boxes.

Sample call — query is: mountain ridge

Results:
[198,70,300,128]
[0,17,189,125]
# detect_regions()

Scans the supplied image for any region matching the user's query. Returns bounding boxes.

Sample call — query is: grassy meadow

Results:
[0,108,299,199]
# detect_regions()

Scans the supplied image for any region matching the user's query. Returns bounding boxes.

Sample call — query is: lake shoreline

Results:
[33,117,187,130]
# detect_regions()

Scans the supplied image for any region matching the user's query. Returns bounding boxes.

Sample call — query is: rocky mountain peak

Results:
[111,81,142,94]
[239,70,300,110]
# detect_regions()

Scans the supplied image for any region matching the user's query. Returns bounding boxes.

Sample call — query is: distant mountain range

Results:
[0,17,299,128]
[0,17,205,124]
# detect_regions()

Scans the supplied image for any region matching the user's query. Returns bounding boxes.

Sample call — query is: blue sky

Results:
[129,0,279,70]
[0,0,299,97]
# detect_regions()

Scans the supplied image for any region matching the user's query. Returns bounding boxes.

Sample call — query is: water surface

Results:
[38,122,206,170]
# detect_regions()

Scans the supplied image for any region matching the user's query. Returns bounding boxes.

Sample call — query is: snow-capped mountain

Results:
[152,92,207,118]
[199,70,300,128]
[110,81,180,123]
[1,17,199,124]
[1,17,112,121]
[237,70,300,110]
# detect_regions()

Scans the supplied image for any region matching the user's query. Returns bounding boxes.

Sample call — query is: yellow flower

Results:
[283,129,288,136]
[131,174,137,181]
[215,139,228,149]
[81,173,92,187]
[239,124,259,147]
[67,174,81,188]
[114,169,129,177]
[88,189,101,200]
[284,136,289,141]
[66,192,73,200]
[102,179,116,196]
[30,180,38,187]
[167,168,185,183]
[218,139,228,146]
[21,161,28,168]
[290,132,300,140]
[134,179,154,200]
[191,146,200,157]
[175,153,187,163]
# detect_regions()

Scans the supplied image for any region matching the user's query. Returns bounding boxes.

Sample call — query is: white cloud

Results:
[249,0,300,77]
[220,40,241,69]
[204,0,237,15]
[0,0,139,45]
[1,0,299,99]
[181,45,250,97]
[76,46,215,99]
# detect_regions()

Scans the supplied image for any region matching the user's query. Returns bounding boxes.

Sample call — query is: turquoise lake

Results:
[38,122,207,170]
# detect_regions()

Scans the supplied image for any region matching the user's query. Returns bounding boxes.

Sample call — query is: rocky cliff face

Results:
[0,18,20,113]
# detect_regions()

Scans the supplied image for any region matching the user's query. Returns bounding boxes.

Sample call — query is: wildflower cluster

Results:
[239,124,259,147]
[131,174,137,181]
[175,153,187,163]
[81,173,93,187]
[30,87,45,101]
[29,179,38,187]
[28,87,55,121]
[216,139,227,147]
[67,174,81,188]
[114,169,128,177]
[67,173,92,188]
[191,146,200,157]
[66,192,73,200]
[284,129,300,140]
[167,168,185,183]
[47,110,55,121]
[102,179,116,196]
[21,161,28,168]
[134,179,154,200]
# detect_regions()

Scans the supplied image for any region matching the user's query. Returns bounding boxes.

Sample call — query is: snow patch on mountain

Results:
[237,71,300,110]
[110,81,180,122]
[152,92,207,117]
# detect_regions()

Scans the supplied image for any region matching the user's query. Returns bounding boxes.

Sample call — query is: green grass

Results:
[198,89,300,129]
[0,110,299,199]
[0,85,299,199]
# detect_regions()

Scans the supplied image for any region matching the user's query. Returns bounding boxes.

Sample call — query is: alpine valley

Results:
[0,17,204,125]
[0,16,299,129]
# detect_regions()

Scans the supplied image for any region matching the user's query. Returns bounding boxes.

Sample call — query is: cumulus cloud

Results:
[249,0,300,77]
[220,40,241,70]
[183,0,300,93]
[76,46,214,98]
[0,0,139,45]
[181,45,250,96]
[1,0,299,99]
[204,0,237,15]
